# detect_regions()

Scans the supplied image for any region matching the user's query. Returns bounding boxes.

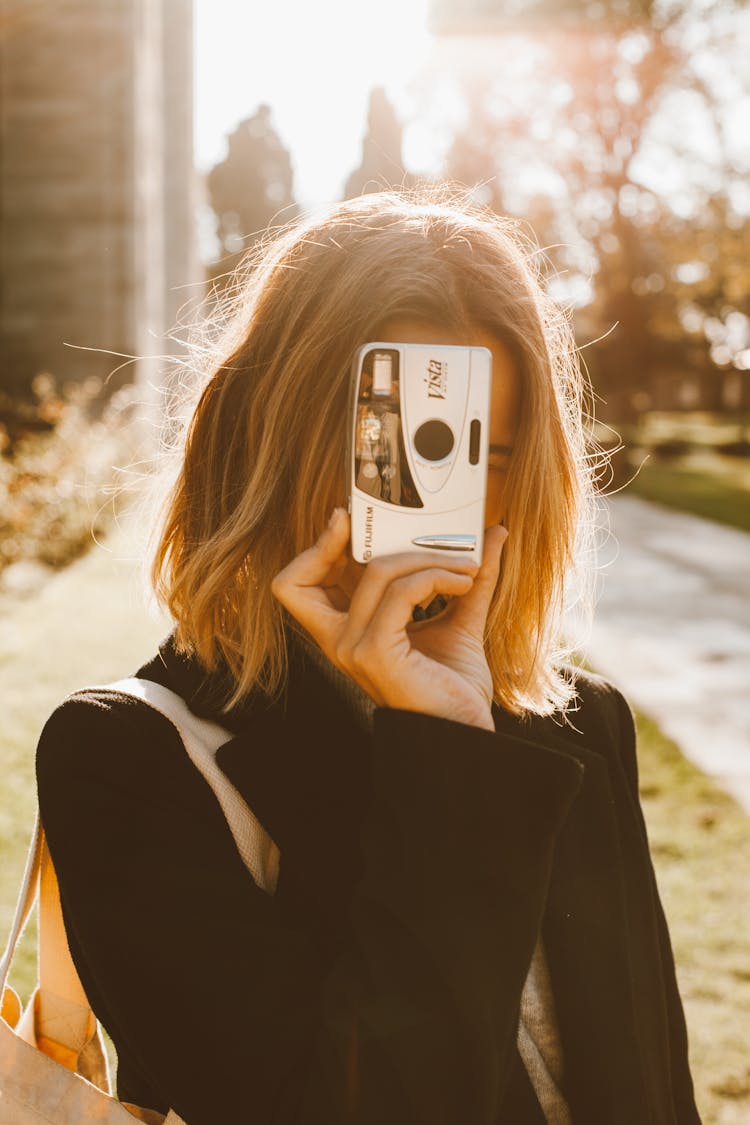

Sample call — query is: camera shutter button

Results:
[413,419,454,462]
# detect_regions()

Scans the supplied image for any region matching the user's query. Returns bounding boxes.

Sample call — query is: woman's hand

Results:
[270,509,508,731]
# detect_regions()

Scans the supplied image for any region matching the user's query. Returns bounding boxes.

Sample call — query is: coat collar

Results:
[495,697,668,1119]
[134,628,273,735]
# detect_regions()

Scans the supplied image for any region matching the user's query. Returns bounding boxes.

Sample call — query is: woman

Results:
[35,191,700,1123]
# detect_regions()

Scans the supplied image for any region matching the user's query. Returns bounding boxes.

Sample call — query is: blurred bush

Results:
[716,439,750,459]
[0,375,147,578]
[650,438,694,461]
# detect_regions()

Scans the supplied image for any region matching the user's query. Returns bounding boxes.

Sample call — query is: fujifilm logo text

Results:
[424,358,447,399]
[364,505,374,560]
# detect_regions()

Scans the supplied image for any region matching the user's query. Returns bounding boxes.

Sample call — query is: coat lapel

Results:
[493,703,675,1124]
[541,741,650,1122]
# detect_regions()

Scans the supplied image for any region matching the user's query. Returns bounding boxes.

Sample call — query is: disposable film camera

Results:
[347,341,492,568]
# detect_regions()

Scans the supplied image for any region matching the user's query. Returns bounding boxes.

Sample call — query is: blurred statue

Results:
[344,87,412,199]
[207,105,298,280]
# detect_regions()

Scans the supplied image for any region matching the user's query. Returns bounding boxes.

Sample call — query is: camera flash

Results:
[372,353,393,396]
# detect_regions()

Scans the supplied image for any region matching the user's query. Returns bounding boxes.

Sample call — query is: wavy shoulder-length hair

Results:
[144,188,599,718]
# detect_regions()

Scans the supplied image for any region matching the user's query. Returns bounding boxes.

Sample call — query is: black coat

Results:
[35,629,701,1124]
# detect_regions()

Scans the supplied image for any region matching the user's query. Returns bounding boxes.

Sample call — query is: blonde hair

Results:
[143,188,599,718]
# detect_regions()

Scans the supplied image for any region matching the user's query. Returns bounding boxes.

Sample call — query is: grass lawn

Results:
[606,411,750,534]
[0,512,748,1122]
[625,457,750,534]
[636,712,750,1123]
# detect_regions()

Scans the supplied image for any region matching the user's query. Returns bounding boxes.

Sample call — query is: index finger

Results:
[270,508,350,635]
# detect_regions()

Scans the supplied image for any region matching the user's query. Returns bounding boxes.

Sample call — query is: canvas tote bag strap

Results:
[0,811,43,997]
[0,808,99,1067]
[74,677,280,894]
[6,672,278,1068]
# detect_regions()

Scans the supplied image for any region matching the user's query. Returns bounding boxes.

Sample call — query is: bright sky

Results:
[194,0,435,209]
[194,0,749,233]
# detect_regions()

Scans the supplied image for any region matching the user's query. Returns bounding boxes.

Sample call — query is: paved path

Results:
[580,496,750,814]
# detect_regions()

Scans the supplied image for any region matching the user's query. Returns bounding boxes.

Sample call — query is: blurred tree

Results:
[344,87,412,198]
[422,0,749,418]
[553,26,681,417]
[431,0,656,33]
[443,81,514,213]
[572,4,750,416]
[207,105,297,281]
[664,195,750,411]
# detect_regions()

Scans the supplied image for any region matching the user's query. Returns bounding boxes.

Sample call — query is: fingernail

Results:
[327,507,345,530]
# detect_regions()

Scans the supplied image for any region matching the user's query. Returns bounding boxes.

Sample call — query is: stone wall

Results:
[0,0,197,399]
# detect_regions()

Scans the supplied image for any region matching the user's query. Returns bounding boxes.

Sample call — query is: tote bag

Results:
[0,677,281,1124]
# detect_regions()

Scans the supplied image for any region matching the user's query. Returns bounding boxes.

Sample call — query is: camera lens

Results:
[413,419,454,462]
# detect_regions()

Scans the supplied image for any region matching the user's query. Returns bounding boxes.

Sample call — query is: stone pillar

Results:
[0,0,197,401]
[162,0,199,339]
